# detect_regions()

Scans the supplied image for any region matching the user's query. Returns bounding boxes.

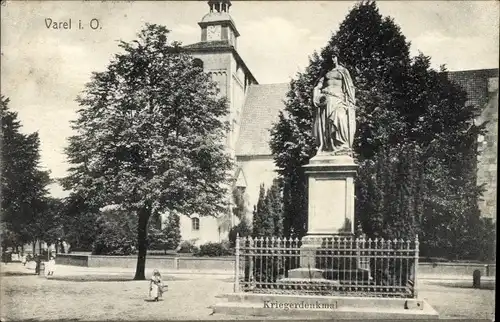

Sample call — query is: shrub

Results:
[93,235,135,255]
[195,242,232,257]
[228,217,252,248]
[177,240,198,254]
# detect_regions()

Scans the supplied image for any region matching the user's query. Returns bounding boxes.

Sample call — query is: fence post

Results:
[234,233,240,293]
[414,234,419,299]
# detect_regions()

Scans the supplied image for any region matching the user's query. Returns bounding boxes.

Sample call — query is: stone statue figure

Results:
[312,54,356,155]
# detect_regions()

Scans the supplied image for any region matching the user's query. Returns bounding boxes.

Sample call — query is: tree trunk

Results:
[134,207,151,280]
[32,242,36,255]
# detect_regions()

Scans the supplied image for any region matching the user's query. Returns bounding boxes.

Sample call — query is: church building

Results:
[172,0,498,245]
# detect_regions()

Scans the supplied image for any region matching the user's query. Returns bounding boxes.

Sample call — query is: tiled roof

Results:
[183,40,233,51]
[445,68,498,110]
[236,83,289,156]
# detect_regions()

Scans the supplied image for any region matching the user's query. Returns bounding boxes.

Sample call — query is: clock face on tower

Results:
[207,25,221,41]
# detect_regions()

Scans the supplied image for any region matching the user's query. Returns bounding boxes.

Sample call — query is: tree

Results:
[267,179,284,236]
[62,24,232,279]
[251,181,284,238]
[149,213,182,253]
[60,193,101,252]
[232,186,248,221]
[227,186,252,247]
[252,184,272,237]
[1,96,52,249]
[228,216,252,248]
[92,207,137,255]
[269,1,485,257]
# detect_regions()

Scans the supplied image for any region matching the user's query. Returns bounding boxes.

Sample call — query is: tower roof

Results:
[199,0,239,37]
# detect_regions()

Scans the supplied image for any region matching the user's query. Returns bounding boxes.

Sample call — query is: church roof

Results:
[444,68,498,110]
[236,83,289,156]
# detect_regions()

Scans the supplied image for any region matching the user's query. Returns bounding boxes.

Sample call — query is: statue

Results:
[312,53,356,156]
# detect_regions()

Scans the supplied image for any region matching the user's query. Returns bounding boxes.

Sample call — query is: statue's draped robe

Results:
[313,66,356,152]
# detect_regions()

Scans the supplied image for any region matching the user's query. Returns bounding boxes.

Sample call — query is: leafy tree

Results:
[92,208,137,255]
[33,197,65,249]
[227,185,252,247]
[60,193,101,251]
[269,1,486,259]
[62,24,232,279]
[1,96,52,248]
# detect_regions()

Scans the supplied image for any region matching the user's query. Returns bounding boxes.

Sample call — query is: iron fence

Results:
[234,235,419,298]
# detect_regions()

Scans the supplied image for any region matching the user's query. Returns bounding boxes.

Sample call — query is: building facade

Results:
[173,0,498,245]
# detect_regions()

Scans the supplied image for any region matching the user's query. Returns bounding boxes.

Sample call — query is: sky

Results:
[1,0,499,198]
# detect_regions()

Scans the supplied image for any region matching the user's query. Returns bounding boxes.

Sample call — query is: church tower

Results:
[181,0,258,244]
[184,0,258,158]
[200,0,239,47]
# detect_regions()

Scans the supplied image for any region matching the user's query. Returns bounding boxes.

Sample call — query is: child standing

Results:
[149,269,166,301]
[46,256,56,276]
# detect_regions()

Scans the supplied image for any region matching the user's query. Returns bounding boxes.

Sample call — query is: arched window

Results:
[193,58,204,70]
[191,217,200,231]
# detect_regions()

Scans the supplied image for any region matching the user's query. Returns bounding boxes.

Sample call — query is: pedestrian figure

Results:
[46,256,56,276]
[149,269,166,302]
[35,254,41,275]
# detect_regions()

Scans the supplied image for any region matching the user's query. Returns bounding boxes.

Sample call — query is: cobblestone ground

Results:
[1,263,495,320]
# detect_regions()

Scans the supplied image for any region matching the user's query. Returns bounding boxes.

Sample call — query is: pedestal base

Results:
[213,293,440,320]
[287,268,326,279]
[303,154,358,235]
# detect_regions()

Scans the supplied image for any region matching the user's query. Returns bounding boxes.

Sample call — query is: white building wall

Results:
[178,215,227,246]
[237,155,279,213]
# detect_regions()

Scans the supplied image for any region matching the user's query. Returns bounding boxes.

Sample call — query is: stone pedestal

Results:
[285,153,358,282]
[304,153,358,235]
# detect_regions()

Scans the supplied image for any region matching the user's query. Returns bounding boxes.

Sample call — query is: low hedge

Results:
[194,242,232,257]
